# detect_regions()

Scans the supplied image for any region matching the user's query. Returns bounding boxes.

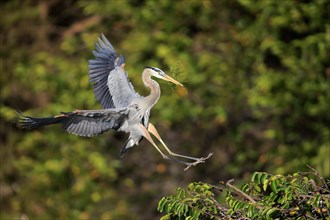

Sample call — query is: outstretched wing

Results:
[60,109,128,137]
[18,109,128,137]
[88,34,140,109]
[107,66,141,108]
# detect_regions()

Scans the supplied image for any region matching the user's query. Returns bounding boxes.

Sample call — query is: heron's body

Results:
[117,68,161,155]
[18,34,211,169]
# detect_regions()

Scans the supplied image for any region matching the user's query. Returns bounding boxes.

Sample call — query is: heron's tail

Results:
[120,138,133,158]
[16,112,64,129]
[120,136,144,158]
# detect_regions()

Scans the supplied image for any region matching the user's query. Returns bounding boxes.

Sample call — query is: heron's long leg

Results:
[137,124,207,167]
[147,123,201,161]
[138,123,212,170]
[136,124,169,160]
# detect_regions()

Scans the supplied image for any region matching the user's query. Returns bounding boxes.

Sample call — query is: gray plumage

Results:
[88,34,139,109]
[17,34,212,169]
[18,109,127,137]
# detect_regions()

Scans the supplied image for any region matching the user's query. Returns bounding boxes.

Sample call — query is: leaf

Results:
[188,183,195,191]
[266,208,277,218]
[160,214,172,220]
[203,183,212,190]
[251,172,259,183]
[263,179,269,191]
[260,173,269,184]
[226,208,234,216]
[158,197,167,212]
[233,201,243,211]
[270,180,278,193]
[254,185,261,193]
[183,204,189,215]
[174,203,183,216]
[192,210,201,219]
[251,172,258,182]
[231,200,239,210]
[241,183,250,192]
[177,187,185,199]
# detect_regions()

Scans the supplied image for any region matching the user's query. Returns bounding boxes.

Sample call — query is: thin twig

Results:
[299,194,330,199]
[226,179,257,204]
[307,165,330,192]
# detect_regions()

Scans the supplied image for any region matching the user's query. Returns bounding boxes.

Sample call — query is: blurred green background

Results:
[1,0,329,219]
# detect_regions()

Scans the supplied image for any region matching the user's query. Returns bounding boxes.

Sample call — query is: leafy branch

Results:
[158,169,330,220]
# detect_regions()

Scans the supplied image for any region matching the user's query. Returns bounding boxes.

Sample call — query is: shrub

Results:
[158,169,330,219]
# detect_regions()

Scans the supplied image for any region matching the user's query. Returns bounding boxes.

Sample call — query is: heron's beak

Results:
[163,75,183,86]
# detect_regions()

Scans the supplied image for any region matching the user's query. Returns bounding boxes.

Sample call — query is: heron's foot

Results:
[183,152,213,171]
[162,155,170,160]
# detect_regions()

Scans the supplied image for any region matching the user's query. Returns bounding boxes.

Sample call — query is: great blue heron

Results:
[17,34,212,170]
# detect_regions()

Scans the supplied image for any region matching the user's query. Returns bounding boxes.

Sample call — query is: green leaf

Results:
[192,210,201,219]
[233,201,243,211]
[157,197,167,212]
[260,173,269,184]
[254,185,261,193]
[241,183,250,192]
[270,180,278,193]
[263,179,269,191]
[266,208,277,217]
[188,183,195,191]
[251,172,259,183]
[226,208,234,216]
[160,214,172,220]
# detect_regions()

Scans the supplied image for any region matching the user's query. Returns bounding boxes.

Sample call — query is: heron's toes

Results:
[162,155,170,160]
[203,152,213,160]
[183,152,213,171]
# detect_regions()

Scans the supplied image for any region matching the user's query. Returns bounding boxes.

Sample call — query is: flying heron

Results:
[17,34,212,170]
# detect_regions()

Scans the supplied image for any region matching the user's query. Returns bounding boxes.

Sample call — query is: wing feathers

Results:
[88,34,118,109]
[88,34,140,109]
[18,109,128,137]
[92,51,110,60]
[93,80,114,109]
[60,110,127,137]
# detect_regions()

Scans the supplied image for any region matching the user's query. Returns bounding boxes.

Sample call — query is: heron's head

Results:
[145,66,183,86]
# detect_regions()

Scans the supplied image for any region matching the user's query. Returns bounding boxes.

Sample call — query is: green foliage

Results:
[158,171,330,219]
[158,183,220,220]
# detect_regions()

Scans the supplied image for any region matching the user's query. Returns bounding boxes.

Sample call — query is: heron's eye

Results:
[148,66,165,77]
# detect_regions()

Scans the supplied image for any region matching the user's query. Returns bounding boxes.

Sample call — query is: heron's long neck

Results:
[142,70,160,108]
